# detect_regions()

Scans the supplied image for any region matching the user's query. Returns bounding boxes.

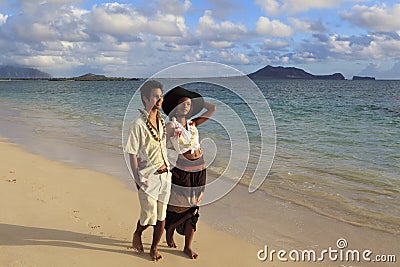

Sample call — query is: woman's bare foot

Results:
[132,231,144,253]
[150,246,162,261]
[184,247,198,259]
[166,227,177,248]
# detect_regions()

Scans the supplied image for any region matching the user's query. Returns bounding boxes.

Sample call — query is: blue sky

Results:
[0,0,399,79]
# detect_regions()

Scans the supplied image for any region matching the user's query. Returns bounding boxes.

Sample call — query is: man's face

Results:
[144,88,163,111]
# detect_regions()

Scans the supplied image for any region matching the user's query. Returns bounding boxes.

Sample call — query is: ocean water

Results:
[0,79,399,234]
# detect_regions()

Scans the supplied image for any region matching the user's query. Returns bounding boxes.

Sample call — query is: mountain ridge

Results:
[248,65,345,80]
[0,65,51,79]
[1,65,378,81]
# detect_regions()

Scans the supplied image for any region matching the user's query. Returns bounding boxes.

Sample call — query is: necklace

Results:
[172,117,197,148]
[139,109,166,142]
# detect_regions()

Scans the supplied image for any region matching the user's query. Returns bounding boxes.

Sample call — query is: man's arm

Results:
[129,154,147,190]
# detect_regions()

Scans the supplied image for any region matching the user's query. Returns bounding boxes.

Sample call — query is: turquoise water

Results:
[0,79,399,233]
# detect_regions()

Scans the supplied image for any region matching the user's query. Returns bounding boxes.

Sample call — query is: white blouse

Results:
[169,117,200,154]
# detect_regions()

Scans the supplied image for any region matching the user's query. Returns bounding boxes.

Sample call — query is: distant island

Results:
[1,64,381,81]
[248,65,345,80]
[352,76,375,80]
[0,65,51,79]
[0,66,140,80]
[49,73,139,81]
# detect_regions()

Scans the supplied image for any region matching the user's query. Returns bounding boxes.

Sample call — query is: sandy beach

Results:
[1,138,398,267]
[1,139,321,267]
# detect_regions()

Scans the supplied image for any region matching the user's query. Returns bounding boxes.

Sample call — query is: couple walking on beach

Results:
[125,80,216,261]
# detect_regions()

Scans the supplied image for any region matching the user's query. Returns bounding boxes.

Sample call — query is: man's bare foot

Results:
[166,227,177,248]
[132,232,144,253]
[184,247,198,259]
[150,247,162,261]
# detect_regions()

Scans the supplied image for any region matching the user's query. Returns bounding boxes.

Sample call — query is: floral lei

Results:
[172,117,197,148]
[139,109,166,142]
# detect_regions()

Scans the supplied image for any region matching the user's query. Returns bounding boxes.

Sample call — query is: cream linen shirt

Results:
[125,110,169,183]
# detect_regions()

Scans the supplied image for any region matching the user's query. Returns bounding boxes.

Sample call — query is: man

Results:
[125,80,171,261]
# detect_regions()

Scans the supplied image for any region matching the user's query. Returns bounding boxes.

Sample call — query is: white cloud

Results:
[208,41,233,48]
[359,61,400,79]
[157,0,191,15]
[196,10,248,42]
[14,22,58,41]
[0,13,8,25]
[91,54,128,65]
[160,43,191,52]
[289,18,326,34]
[288,30,400,68]
[354,34,400,59]
[292,52,317,62]
[255,0,348,15]
[356,41,382,59]
[202,0,244,19]
[89,4,147,35]
[254,0,281,16]
[14,55,79,68]
[2,4,90,42]
[219,51,250,64]
[324,32,400,61]
[283,0,343,14]
[2,0,399,79]
[281,56,289,63]
[341,4,400,32]
[147,13,186,37]
[328,34,352,55]
[19,0,79,3]
[88,3,189,38]
[379,37,400,57]
[255,16,293,37]
[262,38,289,49]
[183,49,205,61]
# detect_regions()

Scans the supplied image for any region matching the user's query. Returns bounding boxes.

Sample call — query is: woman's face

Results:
[176,97,191,116]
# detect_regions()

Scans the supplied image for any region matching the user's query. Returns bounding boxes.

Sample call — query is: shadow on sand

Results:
[0,223,187,261]
[0,223,139,257]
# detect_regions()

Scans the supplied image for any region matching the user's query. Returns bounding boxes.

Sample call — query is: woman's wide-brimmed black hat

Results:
[162,86,204,117]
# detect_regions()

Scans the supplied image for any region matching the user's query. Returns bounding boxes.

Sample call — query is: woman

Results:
[162,86,216,259]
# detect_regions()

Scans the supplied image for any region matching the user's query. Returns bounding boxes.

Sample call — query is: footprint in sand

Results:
[87,222,101,229]
[72,210,81,221]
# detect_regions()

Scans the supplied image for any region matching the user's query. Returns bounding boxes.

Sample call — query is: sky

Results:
[0,0,399,79]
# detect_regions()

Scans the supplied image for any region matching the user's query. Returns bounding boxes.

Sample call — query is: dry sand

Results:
[0,139,314,266]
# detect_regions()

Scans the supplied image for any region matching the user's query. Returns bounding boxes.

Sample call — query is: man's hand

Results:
[135,180,148,191]
[129,154,149,191]
[137,158,147,169]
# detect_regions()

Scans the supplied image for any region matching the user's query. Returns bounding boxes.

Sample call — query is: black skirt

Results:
[165,206,199,235]
[169,166,206,205]
[171,166,206,187]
